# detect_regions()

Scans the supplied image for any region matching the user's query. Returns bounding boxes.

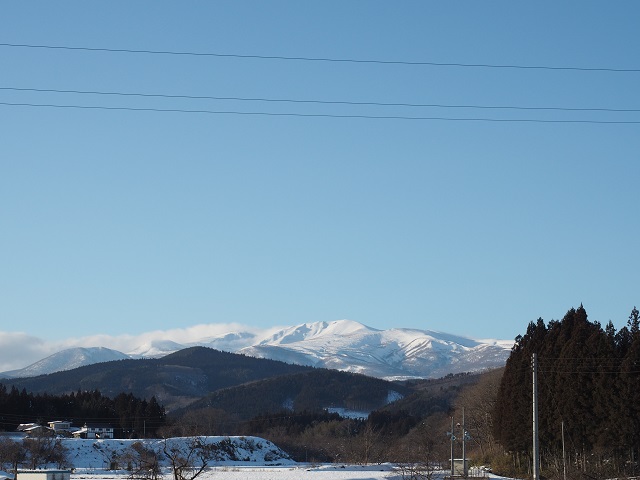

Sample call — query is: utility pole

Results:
[462,408,467,478]
[450,416,455,478]
[562,421,567,480]
[532,353,540,480]
[448,411,470,478]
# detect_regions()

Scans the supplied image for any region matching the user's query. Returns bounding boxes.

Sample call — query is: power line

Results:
[1,42,639,73]
[2,100,640,124]
[2,86,638,113]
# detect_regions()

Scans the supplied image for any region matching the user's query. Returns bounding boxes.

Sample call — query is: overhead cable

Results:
[1,101,639,124]
[1,42,639,73]
[1,86,638,113]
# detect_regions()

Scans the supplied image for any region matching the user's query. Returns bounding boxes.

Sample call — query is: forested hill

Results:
[494,305,640,470]
[182,368,411,421]
[1,347,312,411]
[0,347,409,420]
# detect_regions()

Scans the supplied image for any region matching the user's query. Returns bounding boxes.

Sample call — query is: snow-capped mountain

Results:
[200,331,262,352]
[128,339,187,358]
[239,320,512,379]
[0,320,513,380]
[0,347,129,378]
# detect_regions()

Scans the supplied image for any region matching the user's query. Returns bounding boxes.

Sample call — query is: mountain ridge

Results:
[0,320,513,380]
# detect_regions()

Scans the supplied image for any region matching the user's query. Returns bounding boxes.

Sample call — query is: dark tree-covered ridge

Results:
[3,347,313,411]
[493,305,640,478]
[0,386,166,438]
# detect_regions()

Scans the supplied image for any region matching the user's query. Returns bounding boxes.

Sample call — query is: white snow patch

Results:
[52,436,291,469]
[386,390,404,404]
[325,408,369,420]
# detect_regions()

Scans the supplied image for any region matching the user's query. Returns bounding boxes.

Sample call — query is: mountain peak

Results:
[128,340,186,358]
[0,321,513,380]
[257,319,372,346]
[1,347,129,378]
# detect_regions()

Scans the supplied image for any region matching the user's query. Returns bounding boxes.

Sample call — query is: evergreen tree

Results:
[493,318,546,454]
[494,305,640,477]
[628,306,640,336]
[619,310,640,468]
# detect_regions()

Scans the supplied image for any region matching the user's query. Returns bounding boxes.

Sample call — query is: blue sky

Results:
[1,2,639,347]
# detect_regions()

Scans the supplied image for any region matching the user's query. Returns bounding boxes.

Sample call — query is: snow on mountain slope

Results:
[128,339,187,358]
[0,347,130,378]
[258,320,373,345]
[0,320,513,380]
[198,331,261,351]
[240,320,512,380]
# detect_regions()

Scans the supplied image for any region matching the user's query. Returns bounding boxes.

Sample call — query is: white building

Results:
[47,421,72,432]
[16,471,70,480]
[72,423,114,439]
[47,421,78,436]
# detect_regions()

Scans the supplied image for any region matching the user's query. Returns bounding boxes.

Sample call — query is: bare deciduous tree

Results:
[454,368,503,459]
[163,438,214,480]
[393,415,450,480]
[121,441,160,480]
[0,438,26,474]
[356,423,384,465]
[23,434,69,469]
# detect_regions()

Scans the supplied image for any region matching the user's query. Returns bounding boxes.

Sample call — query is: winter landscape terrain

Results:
[1,320,512,380]
[0,435,512,480]
[0,322,516,479]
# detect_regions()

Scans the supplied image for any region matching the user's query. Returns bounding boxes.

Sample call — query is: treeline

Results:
[154,365,500,469]
[242,409,422,464]
[0,386,166,438]
[3,348,313,412]
[184,369,409,421]
[494,305,640,478]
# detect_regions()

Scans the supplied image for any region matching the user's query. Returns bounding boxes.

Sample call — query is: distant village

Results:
[15,421,113,440]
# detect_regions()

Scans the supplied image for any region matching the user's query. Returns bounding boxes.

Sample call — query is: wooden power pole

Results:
[532,353,540,480]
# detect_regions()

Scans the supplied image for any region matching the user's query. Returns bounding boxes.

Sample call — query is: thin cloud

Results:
[0,323,282,373]
[0,332,58,372]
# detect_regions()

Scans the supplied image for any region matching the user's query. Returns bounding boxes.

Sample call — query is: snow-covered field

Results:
[73,465,511,480]
[74,465,399,480]
[71,464,509,480]
[62,436,292,468]
[11,436,514,480]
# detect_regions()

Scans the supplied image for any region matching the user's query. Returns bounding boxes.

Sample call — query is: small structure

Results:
[16,424,38,432]
[72,423,114,439]
[453,458,468,476]
[47,421,78,437]
[445,458,469,478]
[16,471,70,480]
[47,421,72,433]
[16,421,79,438]
[16,424,52,437]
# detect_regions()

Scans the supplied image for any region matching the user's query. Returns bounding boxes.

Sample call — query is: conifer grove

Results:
[494,305,640,477]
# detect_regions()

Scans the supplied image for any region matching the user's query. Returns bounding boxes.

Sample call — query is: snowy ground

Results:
[73,465,512,480]
[15,436,514,480]
[62,436,292,468]
[74,465,398,480]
